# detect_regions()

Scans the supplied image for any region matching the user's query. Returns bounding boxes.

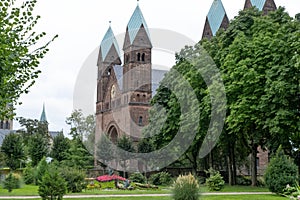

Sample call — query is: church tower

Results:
[244,0,277,15]
[202,0,229,40]
[122,4,152,140]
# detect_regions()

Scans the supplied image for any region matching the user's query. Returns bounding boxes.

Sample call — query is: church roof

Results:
[127,5,151,44]
[40,104,47,122]
[250,0,266,10]
[100,26,121,61]
[112,65,167,96]
[207,0,227,36]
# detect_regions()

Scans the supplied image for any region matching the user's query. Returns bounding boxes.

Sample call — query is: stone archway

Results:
[108,125,118,144]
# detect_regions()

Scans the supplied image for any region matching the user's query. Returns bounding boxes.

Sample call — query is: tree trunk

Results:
[227,154,232,185]
[232,147,237,185]
[251,144,258,186]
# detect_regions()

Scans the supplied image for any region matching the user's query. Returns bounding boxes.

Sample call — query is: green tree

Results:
[1,133,25,170]
[61,138,93,169]
[2,173,21,192]
[35,157,49,185]
[96,133,115,167]
[0,0,57,119]
[116,135,135,177]
[265,146,298,194]
[50,132,70,162]
[28,133,49,166]
[202,7,300,186]
[66,110,95,141]
[38,168,67,200]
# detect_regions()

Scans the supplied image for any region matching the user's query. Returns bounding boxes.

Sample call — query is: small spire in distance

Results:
[137,0,139,5]
[109,21,111,27]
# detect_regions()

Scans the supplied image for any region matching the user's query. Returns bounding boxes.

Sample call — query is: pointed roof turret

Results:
[126,4,151,45]
[40,104,47,122]
[202,0,229,39]
[99,24,121,62]
[244,0,277,14]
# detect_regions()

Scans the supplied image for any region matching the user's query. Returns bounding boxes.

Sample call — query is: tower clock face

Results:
[111,84,116,98]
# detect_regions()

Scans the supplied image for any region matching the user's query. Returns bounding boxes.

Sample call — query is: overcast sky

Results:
[14,0,299,134]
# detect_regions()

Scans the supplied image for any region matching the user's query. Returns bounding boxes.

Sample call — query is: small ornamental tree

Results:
[172,173,200,200]
[38,170,67,200]
[2,173,21,192]
[205,168,225,191]
[265,146,298,194]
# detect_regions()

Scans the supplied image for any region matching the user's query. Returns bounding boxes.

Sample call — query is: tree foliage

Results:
[265,146,298,194]
[0,0,57,119]
[1,133,24,170]
[50,132,70,162]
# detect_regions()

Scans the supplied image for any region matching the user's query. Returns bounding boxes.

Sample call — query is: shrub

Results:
[172,173,200,200]
[149,172,172,185]
[38,170,67,200]
[59,167,86,193]
[2,173,21,192]
[236,175,251,186]
[23,163,35,185]
[264,146,298,194]
[205,168,225,191]
[35,157,49,185]
[129,172,146,184]
[99,181,115,189]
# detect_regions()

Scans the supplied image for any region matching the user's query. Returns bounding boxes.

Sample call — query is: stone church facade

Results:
[95,0,277,171]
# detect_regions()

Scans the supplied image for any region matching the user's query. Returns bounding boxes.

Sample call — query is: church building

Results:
[96,4,166,143]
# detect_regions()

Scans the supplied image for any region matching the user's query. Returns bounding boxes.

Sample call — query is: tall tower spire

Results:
[202,0,229,40]
[244,0,277,15]
[40,103,47,122]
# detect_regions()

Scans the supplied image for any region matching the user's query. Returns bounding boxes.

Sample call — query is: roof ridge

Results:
[127,5,151,44]
[100,26,121,61]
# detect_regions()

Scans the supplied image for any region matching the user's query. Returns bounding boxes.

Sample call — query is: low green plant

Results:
[99,181,115,189]
[149,172,172,186]
[129,172,146,184]
[205,168,225,191]
[2,173,21,192]
[172,173,200,200]
[23,163,35,185]
[59,167,86,193]
[264,146,298,194]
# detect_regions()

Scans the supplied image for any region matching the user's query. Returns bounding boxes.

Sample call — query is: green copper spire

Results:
[40,104,47,122]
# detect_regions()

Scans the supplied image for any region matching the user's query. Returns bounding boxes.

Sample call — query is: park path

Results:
[0,192,273,199]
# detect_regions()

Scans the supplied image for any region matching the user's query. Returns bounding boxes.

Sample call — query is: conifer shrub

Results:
[59,167,86,193]
[2,173,21,192]
[264,146,298,194]
[129,172,146,184]
[149,172,172,185]
[205,168,225,191]
[38,169,67,200]
[172,173,200,200]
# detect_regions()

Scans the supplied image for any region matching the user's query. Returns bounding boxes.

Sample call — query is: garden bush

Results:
[236,175,251,186]
[59,167,86,193]
[172,173,200,200]
[205,168,225,191]
[23,163,35,185]
[129,172,146,184]
[149,172,172,185]
[38,170,67,200]
[2,173,21,192]
[264,146,298,194]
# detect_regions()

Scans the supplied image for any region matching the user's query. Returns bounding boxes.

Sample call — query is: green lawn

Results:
[0,184,287,200]
[7,195,287,200]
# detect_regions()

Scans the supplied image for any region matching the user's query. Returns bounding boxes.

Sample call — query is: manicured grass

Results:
[0,184,271,196]
[7,195,287,200]
[0,184,38,196]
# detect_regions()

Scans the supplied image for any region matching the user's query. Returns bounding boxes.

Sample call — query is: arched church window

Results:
[138,116,143,126]
[137,53,141,61]
[5,121,9,129]
[142,53,145,62]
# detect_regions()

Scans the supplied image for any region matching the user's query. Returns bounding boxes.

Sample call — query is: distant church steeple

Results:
[244,0,277,15]
[40,103,47,122]
[202,0,229,40]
